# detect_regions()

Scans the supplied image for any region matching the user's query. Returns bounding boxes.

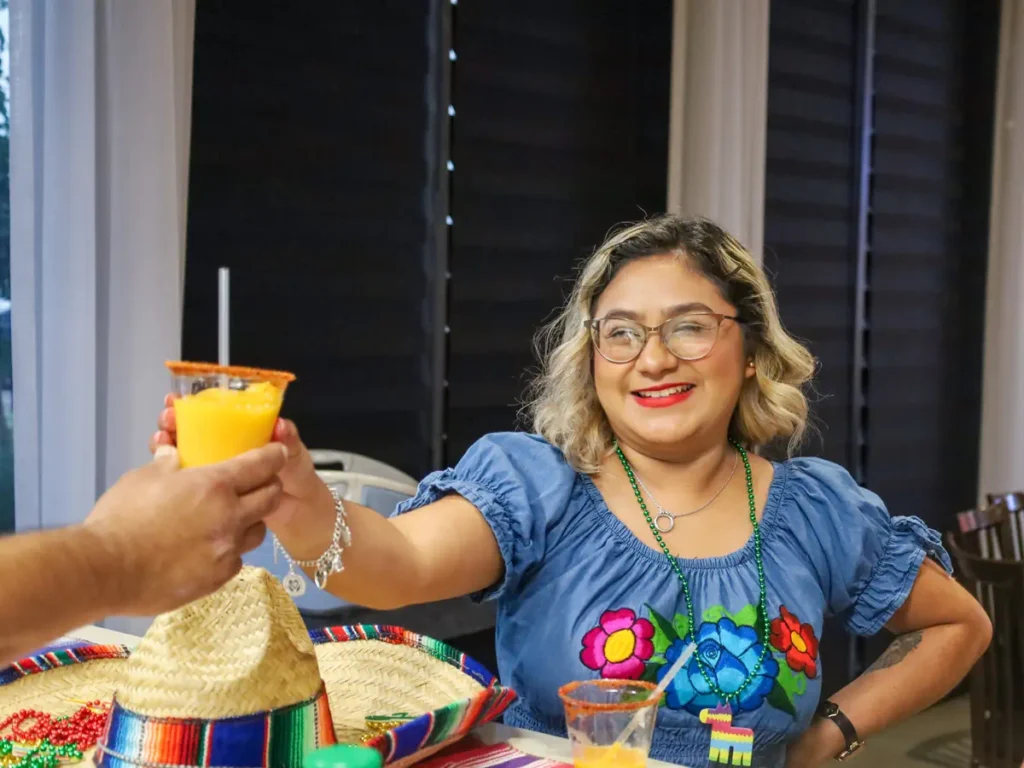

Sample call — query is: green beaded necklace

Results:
[613,438,770,705]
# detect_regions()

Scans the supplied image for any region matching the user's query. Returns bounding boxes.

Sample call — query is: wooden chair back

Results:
[947,531,1024,768]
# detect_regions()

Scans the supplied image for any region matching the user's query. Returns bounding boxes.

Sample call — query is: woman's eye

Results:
[671,324,705,335]
[670,319,714,335]
[609,328,637,338]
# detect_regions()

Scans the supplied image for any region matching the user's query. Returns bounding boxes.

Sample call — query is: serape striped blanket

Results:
[418,739,571,767]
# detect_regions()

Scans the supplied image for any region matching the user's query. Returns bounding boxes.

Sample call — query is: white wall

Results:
[10,0,195,633]
[978,0,1024,499]
[666,0,770,262]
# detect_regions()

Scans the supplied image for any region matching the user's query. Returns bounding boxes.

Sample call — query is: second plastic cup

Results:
[559,679,660,768]
[166,361,296,468]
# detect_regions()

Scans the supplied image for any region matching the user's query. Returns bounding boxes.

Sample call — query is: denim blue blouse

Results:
[393,432,951,767]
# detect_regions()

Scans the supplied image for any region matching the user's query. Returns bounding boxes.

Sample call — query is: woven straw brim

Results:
[316,640,484,744]
[0,640,486,762]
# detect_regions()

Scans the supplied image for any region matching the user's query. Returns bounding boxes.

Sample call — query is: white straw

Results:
[614,641,696,748]
[218,267,230,366]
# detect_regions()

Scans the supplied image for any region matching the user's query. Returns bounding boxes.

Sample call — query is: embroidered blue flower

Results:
[658,617,779,715]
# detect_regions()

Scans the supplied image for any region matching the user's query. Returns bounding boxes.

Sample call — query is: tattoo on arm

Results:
[866,630,924,673]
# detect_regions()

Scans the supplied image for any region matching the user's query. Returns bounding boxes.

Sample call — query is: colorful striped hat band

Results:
[0,567,515,768]
[96,686,335,768]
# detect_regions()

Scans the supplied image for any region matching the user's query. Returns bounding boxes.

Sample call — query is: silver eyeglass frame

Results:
[585,312,747,364]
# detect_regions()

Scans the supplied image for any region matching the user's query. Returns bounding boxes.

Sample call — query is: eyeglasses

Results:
[586,312,746,364]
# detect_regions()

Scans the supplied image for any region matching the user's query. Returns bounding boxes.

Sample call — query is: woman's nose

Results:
[634,332,678,375]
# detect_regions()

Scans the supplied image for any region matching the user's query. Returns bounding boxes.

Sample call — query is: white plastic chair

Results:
[307,449,417,486]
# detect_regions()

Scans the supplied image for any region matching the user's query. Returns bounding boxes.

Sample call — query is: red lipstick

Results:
[631,382,695,409]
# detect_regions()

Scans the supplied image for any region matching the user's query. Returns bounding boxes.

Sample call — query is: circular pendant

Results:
[655,512,675,533]
[282,572,306,598]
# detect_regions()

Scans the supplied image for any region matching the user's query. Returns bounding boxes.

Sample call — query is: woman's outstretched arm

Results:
[153,410,505,610]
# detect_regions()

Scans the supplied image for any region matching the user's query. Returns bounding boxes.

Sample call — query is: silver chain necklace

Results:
[633,449,739,533]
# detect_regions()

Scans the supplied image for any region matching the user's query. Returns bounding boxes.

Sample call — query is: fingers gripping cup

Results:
[167,361,296,468]
[559,679,660,767]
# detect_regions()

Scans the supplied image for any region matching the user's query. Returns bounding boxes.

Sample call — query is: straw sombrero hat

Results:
[0,568,514,768]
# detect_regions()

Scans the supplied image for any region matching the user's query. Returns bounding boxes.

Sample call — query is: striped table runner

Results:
[418,740,571,767]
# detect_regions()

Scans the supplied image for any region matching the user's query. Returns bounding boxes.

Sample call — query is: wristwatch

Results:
[818,700,863,760]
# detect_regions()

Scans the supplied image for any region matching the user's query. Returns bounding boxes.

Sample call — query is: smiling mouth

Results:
[633,384,695,399]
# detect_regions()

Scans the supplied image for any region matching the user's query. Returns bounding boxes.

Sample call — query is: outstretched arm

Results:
[0,444,286,665]
[0,525,123,664]
[252,420,505,609]
[153,410,506,611]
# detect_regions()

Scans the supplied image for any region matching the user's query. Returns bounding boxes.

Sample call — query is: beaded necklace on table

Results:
[0,702,109,768]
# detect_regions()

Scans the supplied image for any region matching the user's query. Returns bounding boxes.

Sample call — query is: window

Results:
[0,0,11,533]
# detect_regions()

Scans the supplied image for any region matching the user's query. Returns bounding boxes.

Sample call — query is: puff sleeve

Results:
[392,432,577,601]
[778,458,952,636]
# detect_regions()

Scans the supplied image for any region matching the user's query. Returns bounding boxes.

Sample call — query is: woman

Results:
[155,215,990,766]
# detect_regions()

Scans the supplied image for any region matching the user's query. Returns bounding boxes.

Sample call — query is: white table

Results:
[66,626,676,766]
[65,625,141,647]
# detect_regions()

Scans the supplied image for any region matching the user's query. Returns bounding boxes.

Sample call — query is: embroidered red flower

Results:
[770,605,819,678]
[580,608,655,679]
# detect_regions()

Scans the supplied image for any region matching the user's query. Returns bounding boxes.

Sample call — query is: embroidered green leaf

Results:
[702,605,728,623]
[650,654,667,665]
[776,659,808,698]
[672,613,691,642]
[766,679,797,717]
[729,604,759,629]
[646,604,679,655]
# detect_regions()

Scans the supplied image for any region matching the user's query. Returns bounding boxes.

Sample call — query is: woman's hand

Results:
[786,560,991,766]
[151,396,336,555]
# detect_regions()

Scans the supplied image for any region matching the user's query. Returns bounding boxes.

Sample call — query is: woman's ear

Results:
[744,359,757,380]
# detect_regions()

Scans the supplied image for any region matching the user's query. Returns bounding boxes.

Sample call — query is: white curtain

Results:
[978,0,1024,500]
[10,0,194,627]
[666,0,770,262]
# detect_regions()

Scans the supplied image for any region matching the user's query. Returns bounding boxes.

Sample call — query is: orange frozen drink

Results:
[166,362,295,468]
[573,744,647,768]
[559,679,659,768]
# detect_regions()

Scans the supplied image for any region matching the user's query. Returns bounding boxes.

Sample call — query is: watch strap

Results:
[818,700,863,760]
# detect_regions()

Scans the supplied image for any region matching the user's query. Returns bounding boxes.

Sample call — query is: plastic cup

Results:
[166,361,296,468]
[559,679,660,768]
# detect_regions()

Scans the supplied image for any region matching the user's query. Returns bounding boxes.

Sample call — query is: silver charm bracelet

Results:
[273,487,352,595]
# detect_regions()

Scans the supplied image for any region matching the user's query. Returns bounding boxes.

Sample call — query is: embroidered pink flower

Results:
[580,608,655,679]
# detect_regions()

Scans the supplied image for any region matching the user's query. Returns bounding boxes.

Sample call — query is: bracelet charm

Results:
[273,488,351,595]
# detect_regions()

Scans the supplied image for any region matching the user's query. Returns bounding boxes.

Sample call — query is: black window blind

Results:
[763,0,859,467]
[184,1,673,475]
[765,0,998,692]
[445,0,672,462]
[867,0,997,524]
[184,0,437,478]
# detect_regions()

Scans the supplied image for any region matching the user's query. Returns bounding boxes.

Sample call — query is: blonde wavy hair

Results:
[525,215,816,474]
